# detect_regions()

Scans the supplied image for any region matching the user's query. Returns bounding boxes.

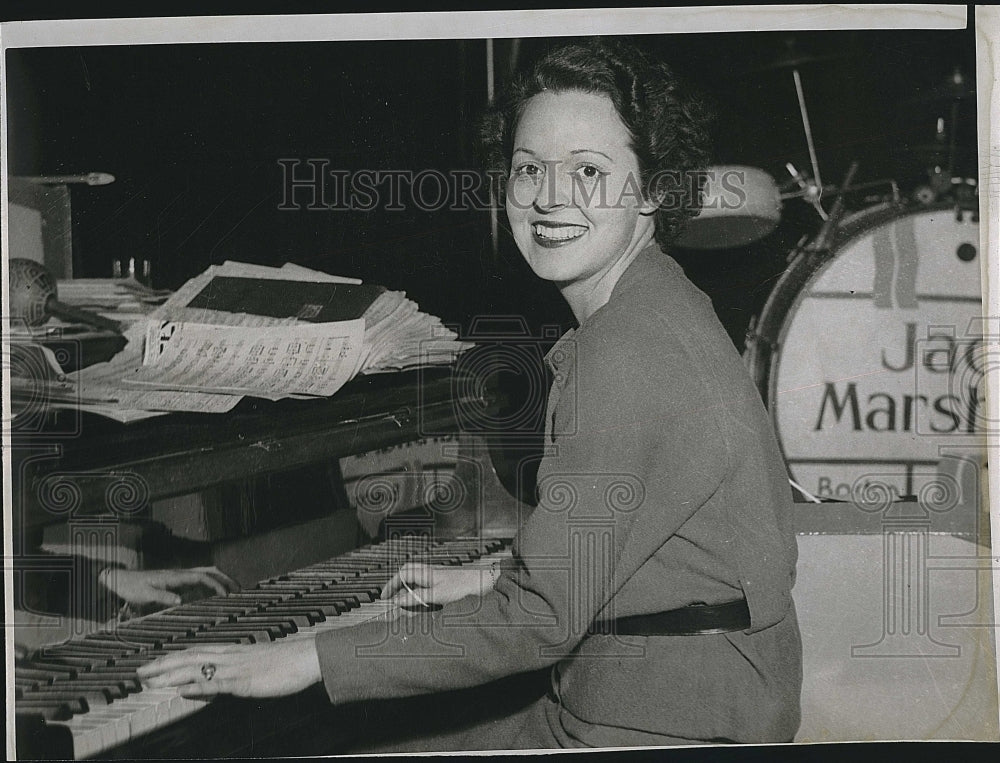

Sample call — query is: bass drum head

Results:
[747,203,984,503]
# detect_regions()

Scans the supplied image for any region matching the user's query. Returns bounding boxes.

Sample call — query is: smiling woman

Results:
[139,39,802,751]
[505,90,657,319]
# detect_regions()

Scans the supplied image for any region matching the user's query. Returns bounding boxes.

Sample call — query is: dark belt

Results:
[588,599,751,637]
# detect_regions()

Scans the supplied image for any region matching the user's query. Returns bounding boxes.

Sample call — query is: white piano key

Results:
[23,537,511,758]
[47,719,98,760]
[167,694,208,723]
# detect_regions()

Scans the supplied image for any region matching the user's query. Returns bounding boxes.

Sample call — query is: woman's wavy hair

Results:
[479,38,715,248]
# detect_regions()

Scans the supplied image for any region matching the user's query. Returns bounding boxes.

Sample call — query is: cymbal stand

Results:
[788,67,828,221]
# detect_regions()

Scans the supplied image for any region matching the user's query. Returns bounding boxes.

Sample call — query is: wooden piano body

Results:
[11,363,545,758]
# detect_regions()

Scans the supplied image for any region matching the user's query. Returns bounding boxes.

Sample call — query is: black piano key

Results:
[172,633,259,645]
[207,623,289,639]
[165,603,253,614]
[236,613,312,629]
[269,599,348,613]
[280,571,353,581]
[414,554,466,564]
[114,626,196,642]
[19,663,78,679]
[259,604,339,621]
[256,581,330,592]
[306,569,361,579]
[311,562,377,572]
[42,681,128,700]
[108,657,162,668]
[308,588,380,602]
[39,646,144,661]
[297,593,364,608]
[207,590,292,601]
[148,613,232,626]
[182,600,264,612]
[68,637,146,653]
[329,573,388,583]
[17,696,91,715]
[113,621,199,634]
[339,571,392,580]
[15,702,74,722]
[57,675,143,696]
[90,633,165,648]
[33,654,113,669]
[75,671,144,689]
[326,580,385,590]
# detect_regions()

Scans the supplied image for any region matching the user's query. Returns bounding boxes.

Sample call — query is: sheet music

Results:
[124,319,365,398]
[64,323,241,419]
[31,260,466,421]
[279,262,363,284]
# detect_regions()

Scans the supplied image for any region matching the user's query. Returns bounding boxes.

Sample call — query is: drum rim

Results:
[757,199,983,494]
[746,199,980,411]
[745,200,981,496]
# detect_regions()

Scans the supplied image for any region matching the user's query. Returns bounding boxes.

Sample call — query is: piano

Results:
[12,358,545,758]
[15,534,516,758]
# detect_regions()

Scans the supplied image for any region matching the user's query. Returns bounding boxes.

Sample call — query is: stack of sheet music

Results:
[54,277,172,322]
[53,261,471,422]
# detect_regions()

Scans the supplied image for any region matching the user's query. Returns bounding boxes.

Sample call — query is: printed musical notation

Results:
[14,260,471,423]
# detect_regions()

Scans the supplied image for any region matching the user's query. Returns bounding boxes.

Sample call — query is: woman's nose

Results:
[533,165,572,211]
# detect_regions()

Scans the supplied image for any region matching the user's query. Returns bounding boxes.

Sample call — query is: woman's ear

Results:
[638,192,661,217]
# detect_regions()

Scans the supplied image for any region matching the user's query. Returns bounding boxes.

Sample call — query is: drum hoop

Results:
[745,200,978,412]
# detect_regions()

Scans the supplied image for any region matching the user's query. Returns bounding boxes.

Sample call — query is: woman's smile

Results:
[531,221,589,246]
[505,89,656,320]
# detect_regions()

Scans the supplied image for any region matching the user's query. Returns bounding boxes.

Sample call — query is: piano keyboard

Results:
[15,535,512,759]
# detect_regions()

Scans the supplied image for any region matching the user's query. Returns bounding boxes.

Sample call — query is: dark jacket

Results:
[315,243,802,746]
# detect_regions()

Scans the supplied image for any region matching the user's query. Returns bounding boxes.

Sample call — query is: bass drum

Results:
[745,202,983,504]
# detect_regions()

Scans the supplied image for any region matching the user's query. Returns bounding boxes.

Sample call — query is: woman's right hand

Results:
[380,562,493,608]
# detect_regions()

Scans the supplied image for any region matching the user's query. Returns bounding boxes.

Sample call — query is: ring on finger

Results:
[201,663,217,681]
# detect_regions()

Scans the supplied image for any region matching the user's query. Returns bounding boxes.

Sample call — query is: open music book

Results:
[48,261,471,422]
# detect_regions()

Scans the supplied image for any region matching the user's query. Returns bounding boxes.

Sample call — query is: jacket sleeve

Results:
[314,320,732,704]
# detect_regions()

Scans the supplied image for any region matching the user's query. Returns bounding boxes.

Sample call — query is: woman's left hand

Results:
[101,566,239,608]
[136,639,322,698]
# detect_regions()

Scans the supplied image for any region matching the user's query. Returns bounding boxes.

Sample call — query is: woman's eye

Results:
[513,163,542,178]
[573,164,605,181]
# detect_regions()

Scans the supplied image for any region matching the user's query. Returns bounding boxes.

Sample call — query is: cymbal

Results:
[751,49,845,73]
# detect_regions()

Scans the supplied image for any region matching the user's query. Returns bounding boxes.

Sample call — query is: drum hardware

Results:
[675,42,849,250]
[672,164,783,249]
[791,67,826,218]
[780,177,901,206]
[909,66,977,208]
[801,162,858,255]
[783,163,826,219]
[748,37,847,74]
[744,201,982,503]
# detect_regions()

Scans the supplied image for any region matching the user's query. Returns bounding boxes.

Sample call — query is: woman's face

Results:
[505,89,656,288]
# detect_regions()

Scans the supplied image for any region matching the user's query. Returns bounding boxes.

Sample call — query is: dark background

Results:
[5,21,979,348]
